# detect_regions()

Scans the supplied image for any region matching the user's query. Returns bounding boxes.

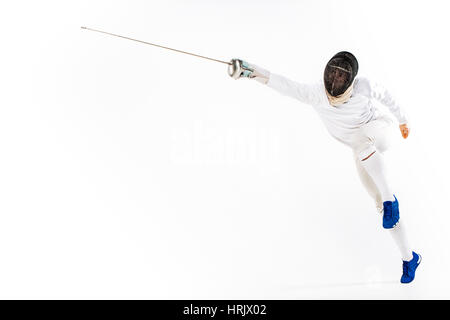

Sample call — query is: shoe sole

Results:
[383,221,399,229]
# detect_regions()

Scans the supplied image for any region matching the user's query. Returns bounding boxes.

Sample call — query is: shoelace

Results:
[402,261,409,276]
[384,203,392,220]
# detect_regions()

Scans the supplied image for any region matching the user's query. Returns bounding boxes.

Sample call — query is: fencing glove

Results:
[228,59,270,84]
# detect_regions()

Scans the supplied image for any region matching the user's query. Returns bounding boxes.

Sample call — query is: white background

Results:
[1,0,449,299]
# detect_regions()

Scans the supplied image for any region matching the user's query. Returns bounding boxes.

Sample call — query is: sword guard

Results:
[228,59,254,79]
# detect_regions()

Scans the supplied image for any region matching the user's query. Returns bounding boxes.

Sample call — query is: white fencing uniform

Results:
[261,71,413,261]
[264,73,407,203]
[267,74,407,147]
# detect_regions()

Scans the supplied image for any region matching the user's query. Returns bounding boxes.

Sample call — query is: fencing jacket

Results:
[266,73,408,147]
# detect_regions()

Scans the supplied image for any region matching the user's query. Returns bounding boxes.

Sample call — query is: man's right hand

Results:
[228,59,254,79]
[228,59,270,84]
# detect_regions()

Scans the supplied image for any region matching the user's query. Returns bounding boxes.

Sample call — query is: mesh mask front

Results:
[324,52,358,97]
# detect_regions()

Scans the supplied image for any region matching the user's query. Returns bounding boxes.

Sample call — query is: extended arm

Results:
[228,59,322,107]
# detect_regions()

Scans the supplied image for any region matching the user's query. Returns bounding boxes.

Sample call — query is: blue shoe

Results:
[382,195,399,229]
[401,251,422,283]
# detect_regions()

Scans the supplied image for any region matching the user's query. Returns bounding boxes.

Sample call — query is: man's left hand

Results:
[400,123,410,139]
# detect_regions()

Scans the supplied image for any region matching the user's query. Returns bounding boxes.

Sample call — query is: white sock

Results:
[359,151,395,202]
[389,221,413,261]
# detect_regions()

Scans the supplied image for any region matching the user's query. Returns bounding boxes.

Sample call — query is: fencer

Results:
[228,52,421,284]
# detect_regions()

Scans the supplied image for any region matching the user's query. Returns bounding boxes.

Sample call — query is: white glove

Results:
[228,59,270,84]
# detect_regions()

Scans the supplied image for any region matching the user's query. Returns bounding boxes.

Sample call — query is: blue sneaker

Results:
[382,195,399,229]
[401,251,422,283]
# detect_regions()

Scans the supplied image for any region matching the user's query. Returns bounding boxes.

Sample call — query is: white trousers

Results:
[351,115,396,212]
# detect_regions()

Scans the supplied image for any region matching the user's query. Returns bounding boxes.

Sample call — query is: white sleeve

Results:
[370,81,408,124]
[266,73,322,107]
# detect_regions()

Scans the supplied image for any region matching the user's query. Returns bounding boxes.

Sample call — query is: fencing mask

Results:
[324,51,358,98]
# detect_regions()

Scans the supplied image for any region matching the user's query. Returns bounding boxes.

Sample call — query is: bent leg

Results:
[352,116,396,203]
[352,117,413,261]
[354,155,383,213]
[359,151,395,203]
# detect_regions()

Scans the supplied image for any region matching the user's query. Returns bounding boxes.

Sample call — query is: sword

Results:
[81,26,232,66]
